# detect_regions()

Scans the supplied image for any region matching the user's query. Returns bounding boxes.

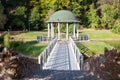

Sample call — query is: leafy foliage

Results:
[86,4,100,28]
[0,1,6,29]
[11,18,25,30]
[29,7,40,30]
[4,34,10,48]
[101,2,118,29]
[112,19,120,34]
[0,0,120,31]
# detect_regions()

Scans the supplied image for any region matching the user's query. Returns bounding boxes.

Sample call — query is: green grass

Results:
[10,41,48,57]
[11,31,47,41]
[77,29,120,56]
[10,31,48,57]
[10,29,120,57]
[80,29,120,39]
[77,41,114,56]
[104,40,120,50]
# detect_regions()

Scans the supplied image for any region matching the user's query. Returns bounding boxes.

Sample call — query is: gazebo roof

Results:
[47,10,80,23]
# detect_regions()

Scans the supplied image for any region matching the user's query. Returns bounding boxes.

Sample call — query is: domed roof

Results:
[47,10,79,23]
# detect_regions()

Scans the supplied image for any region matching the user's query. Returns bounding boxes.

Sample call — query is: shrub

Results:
[4,34,10,48]
[112,19,120,34]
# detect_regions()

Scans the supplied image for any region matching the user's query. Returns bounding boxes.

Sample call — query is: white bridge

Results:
[38,37,83,70]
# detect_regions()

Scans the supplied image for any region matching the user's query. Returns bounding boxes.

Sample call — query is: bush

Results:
[4,34,10,48]
[112,19,120,34]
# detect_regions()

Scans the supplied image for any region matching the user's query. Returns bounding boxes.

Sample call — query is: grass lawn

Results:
[10,41,48,57]
[80,29,120,39]
[77,41,114,56]
[77,29,120,56]
[11,31,47,41]
[10,31,48,57]
[104,40,120,50]
[10,29,120,57]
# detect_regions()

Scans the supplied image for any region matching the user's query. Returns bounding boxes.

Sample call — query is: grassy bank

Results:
[104,40,120,50]
[77,41,114,56]
[10,41,48,57]
[80,29,120,39]
[10,29,120,57]
[10,31,49,57]
[77,29,120,56]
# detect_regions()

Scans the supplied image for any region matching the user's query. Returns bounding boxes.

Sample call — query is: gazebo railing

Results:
[73,34,90,42]
[38,37,57,69]
[69,37,84,70]
[37,35,54,42]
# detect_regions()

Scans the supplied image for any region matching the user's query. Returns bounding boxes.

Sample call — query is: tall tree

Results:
[68,0,83,19]
[54,0,70,10]
[101,2,118,29]
[86,4,100,28]
[0,1,6,30]
[9,6,26,30]
[29,7,41,30]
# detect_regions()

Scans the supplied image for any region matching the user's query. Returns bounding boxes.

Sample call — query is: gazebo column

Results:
[66,22,68,40]
[73,23,76,38]
[51,22,54,38]
[77,26,79,39]
[47,23,50,39]
[53,24,54,38]
[58,22,60,40]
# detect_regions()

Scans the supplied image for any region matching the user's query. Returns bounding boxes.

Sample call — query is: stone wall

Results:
[84,48,120,80]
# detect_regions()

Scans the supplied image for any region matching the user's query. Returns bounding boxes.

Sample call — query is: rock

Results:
[0,48,40,79]
[84,48,120,80]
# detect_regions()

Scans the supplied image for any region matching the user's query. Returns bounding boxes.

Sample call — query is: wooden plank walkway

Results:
[43,40,79,70]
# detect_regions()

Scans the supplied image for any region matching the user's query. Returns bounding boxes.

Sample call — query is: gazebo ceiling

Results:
[47,10,80,23]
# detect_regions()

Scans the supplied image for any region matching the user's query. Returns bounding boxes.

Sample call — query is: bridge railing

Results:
[38,37,57,69]
[69,37,84,70]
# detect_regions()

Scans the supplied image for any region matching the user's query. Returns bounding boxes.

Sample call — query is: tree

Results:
[101,2,118,29]
[112,19,120,34]
[29,7,41,30]
[0,1,6,30]
[68,1,83,19]
[86,4,100,28]
[10,18,25,30]
[9,6,26,30]
[54,0,70,10]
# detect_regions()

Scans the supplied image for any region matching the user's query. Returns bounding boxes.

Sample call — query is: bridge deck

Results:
[43,40,79,70]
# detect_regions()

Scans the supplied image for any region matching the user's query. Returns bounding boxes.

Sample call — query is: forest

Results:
[0,0,120,34]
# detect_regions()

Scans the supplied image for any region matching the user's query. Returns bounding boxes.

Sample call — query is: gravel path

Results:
[24,69,98,80]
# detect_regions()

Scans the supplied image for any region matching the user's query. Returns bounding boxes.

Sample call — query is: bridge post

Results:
[80,55,83,70]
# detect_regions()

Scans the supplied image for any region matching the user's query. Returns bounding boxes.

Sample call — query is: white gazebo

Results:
[47,10,80,40]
